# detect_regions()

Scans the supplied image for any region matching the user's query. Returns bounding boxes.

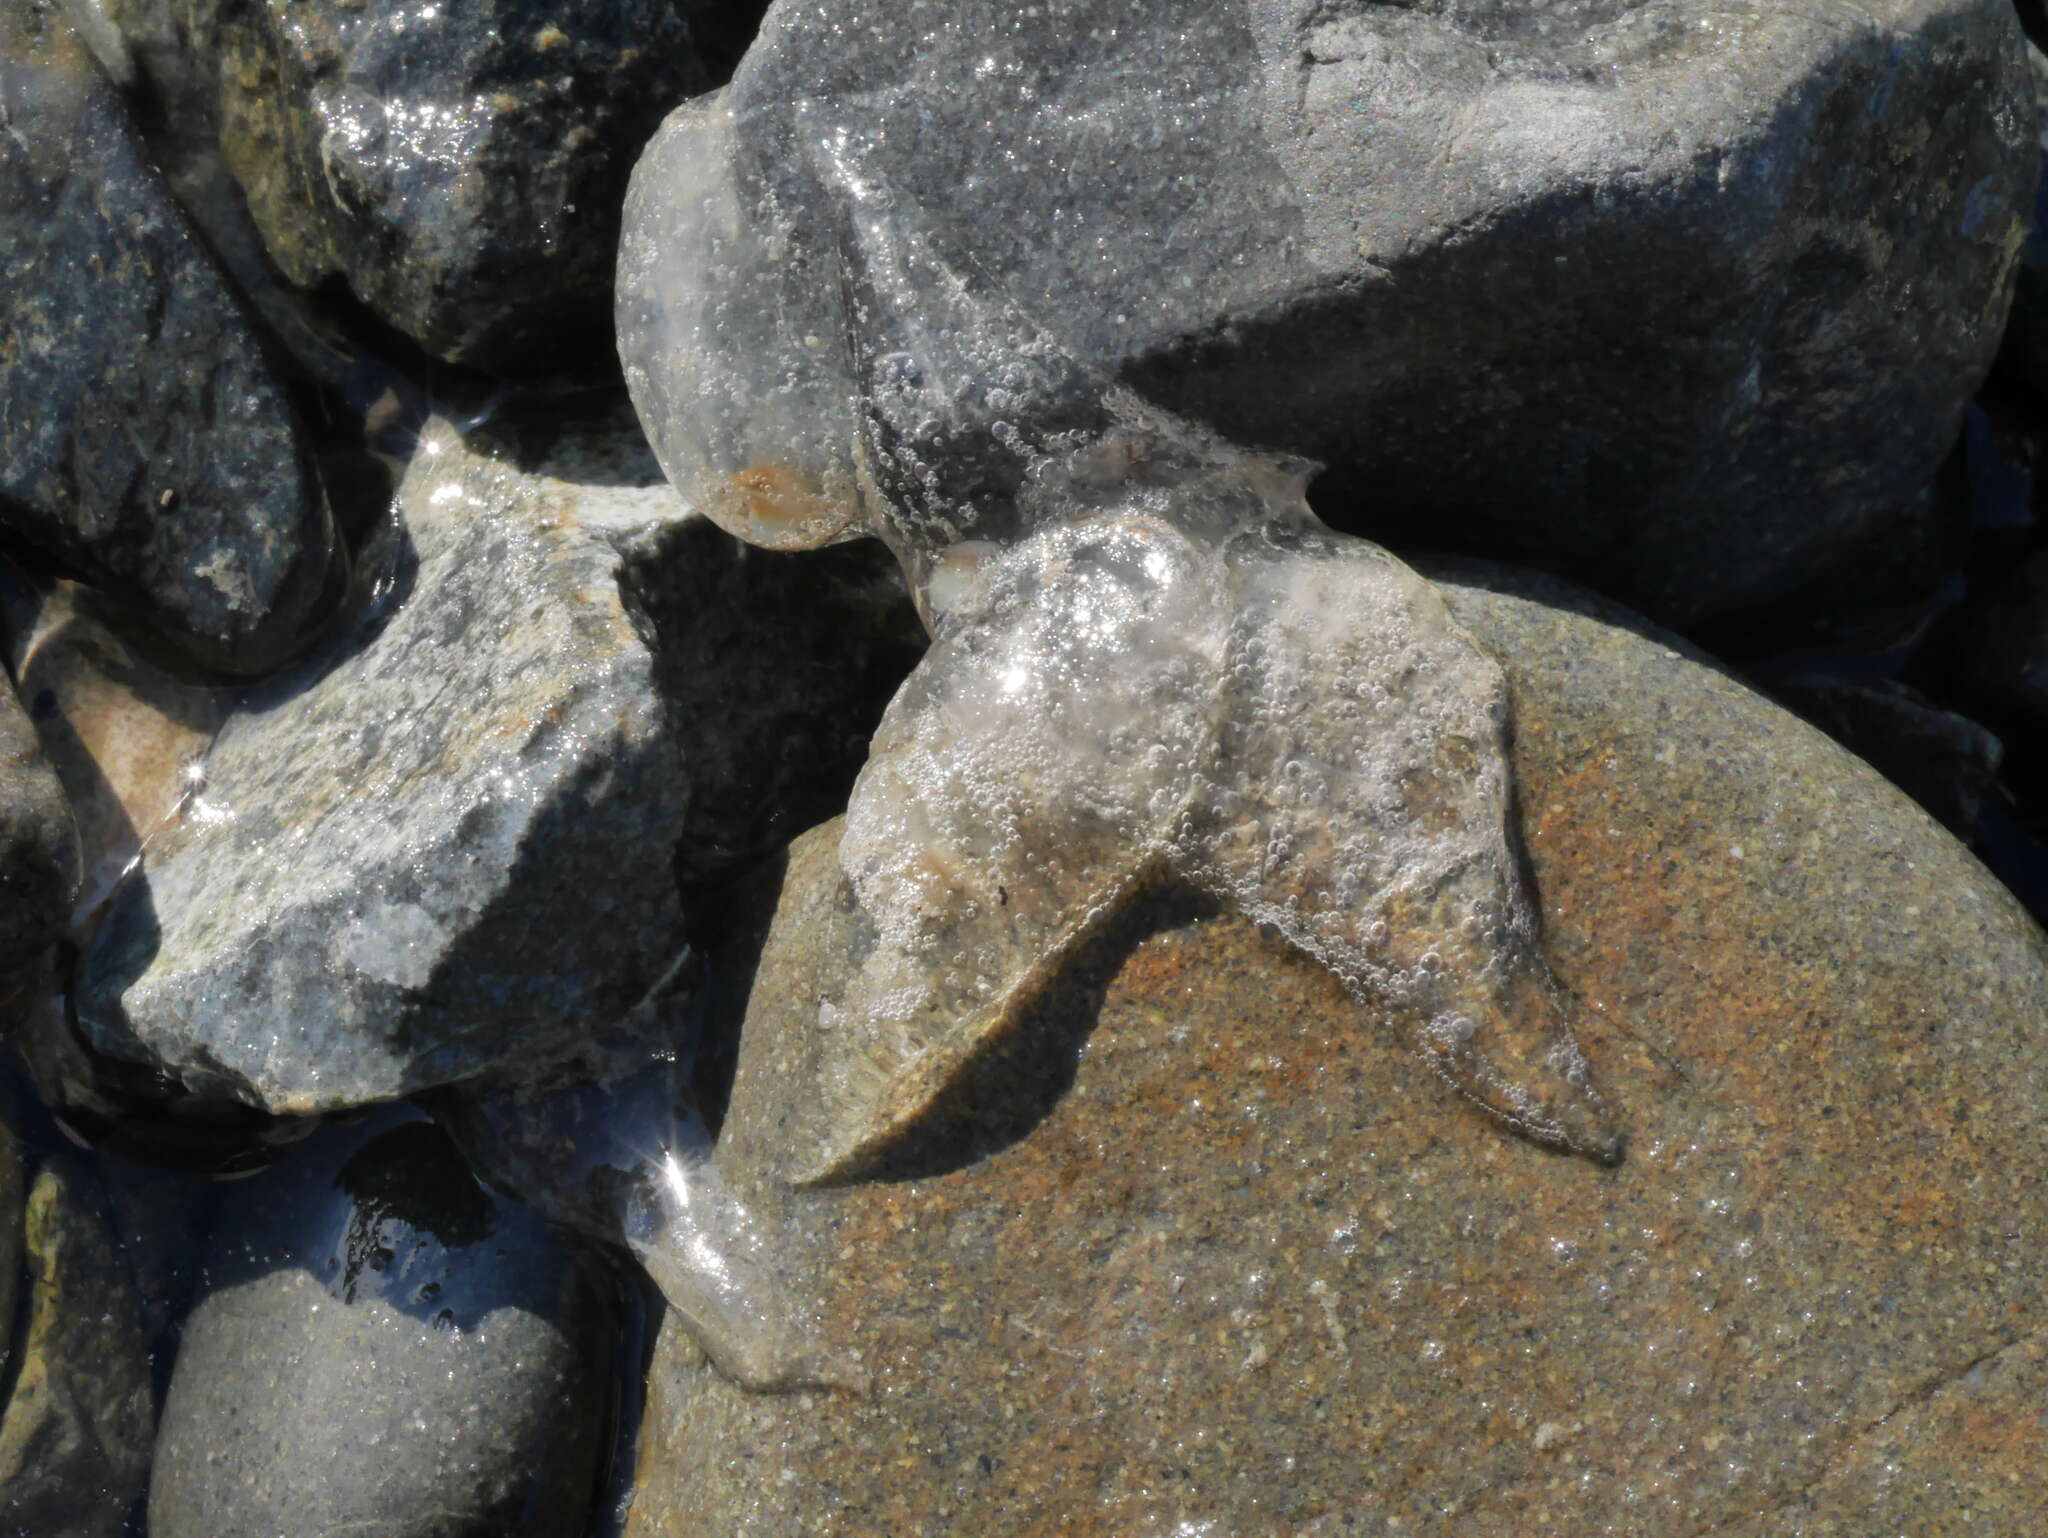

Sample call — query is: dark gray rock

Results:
[0,1154,153,1538]
[104,0,711,373]
[0,656,78,969]
[72,407,918,1114]
[620,0,2033,633]
[0,1,340,674]
[150,1111,615,1538]
[625,565,2048,1537]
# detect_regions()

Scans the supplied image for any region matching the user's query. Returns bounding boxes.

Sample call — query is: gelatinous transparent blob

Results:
[800,400,1621,1182]
[620,42,1624,1191]
[440,1040,861,1393]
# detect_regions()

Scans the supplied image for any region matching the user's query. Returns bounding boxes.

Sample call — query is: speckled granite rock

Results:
[75,412,692,1112]
[0,1155,153,1538]
[621,0,2033,635]
[625,565,2048,1537]
[0,658,78,968]
[0,1,339,674]
[1766,675,2004,841]
[150,1112,614,1538]
[101,0,710,373]
[72,407,917,1113]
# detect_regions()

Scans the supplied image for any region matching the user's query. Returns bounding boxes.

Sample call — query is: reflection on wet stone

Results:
[149,1110,615,1538]
[0,0,342,675]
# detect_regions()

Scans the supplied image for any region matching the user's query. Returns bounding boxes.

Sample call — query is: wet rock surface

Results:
[0,1,340,675]
[620,0,2033,635]
[150,1110,616,1538]
[73,411,692,1112]
[68,404,919,1115]
[625,566,2048,1537]
[0,1153,154,1538]
[3,572,220,941]
[104,0,713,373]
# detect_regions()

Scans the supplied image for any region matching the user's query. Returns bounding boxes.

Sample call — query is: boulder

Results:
[624,565,2048,1536]
[619,0,2033,635]
[0,0,340,674]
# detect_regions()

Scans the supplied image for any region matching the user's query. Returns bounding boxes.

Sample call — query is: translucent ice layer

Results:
[617,17,1624,1190]
[440,1048,859,1393]
[816,407,1621,1182]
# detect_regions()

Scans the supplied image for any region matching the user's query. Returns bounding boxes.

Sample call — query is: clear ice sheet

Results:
[617,1,1625,1196]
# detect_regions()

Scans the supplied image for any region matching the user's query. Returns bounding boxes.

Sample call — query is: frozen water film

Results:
[618,0,1625,1187]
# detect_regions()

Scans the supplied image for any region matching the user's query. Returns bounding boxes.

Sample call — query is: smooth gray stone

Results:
[619,0,2034,634]
[0,1154,153,1538]
[0,1,339,675]
[76,412,694,1112]
[150,1112,614,1538]
[102,0,711,373]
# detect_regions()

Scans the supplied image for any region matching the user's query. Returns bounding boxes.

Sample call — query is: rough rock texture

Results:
[102,0,711,372]
[0,1078,20,1383]
[0,1155,154,1538]
[76,412,692,1111]
[625,567,2048,1537]
[0,657,79,968]
[620,0,2033,634]
[0,1,339,674]
[72,408,917,1113]
[150,1112,614,1538]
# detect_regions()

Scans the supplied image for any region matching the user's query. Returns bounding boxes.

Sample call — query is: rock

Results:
[150,1111,615,1538]
[624,565,2048,1537]
[1765,674,2004,841]
[0,1154,154,1538]
[0,1,340,674]
[102,0,712,373]
[0,642,79,968]
[73,406,916,1114]
[620,0,2033,635]
[2000,46,2048,396]
[74,410,692,1112]
[0,1076,21,1383]
[4,571,218,939]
